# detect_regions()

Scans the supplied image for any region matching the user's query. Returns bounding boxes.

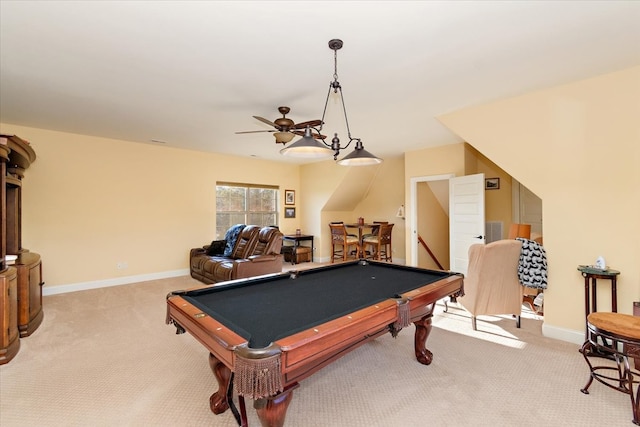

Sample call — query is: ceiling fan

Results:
[235,106,325,144]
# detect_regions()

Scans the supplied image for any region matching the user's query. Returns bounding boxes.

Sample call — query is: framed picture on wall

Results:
[285,190,295,205]
[284,207,296,218]
[485,178,500,190]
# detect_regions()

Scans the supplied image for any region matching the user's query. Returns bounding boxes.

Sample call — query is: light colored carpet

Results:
[0,270,634,426]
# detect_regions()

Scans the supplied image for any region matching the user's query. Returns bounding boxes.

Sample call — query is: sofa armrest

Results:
[190,247,207,258]
[232,254,283,279]
[247,254,281,263]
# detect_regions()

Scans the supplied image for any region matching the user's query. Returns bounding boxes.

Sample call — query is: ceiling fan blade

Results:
[291,130,327,140]
[253,116,277,127]
[235,130,276,134]
[293,119,323,129]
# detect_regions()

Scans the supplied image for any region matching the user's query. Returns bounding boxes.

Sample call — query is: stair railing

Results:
[417,235,444,270]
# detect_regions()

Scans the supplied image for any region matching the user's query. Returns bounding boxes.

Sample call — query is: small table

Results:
[577,265,620,339]
[580,312,640,425]
[282,234,314,264]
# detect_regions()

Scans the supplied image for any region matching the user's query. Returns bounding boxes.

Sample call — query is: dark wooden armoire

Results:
[0,134,42,364]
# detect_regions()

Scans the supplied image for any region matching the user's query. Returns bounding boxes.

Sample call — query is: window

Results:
[216,183,278,238]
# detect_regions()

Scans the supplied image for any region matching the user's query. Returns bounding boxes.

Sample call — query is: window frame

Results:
[215,182,279,239]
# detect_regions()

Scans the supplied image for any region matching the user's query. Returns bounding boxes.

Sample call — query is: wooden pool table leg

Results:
[413,307,435,365]
[209,353,231,415]
[254,384,297,427]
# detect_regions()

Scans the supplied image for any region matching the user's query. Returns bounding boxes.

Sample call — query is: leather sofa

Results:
[190,225,284,284]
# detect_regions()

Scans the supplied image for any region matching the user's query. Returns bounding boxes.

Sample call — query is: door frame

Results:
[409,173,455,266]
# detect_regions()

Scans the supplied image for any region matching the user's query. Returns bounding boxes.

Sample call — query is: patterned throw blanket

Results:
[516,238,548,289]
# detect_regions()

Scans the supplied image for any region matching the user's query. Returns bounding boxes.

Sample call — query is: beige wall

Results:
[299,160,350,260]
[467,146,514,239]
[0,124,300,290]
[404,143,466,263]
[352,156,406,262]
[300,156,406,263]
[417,183,449,269]
[0,124,406,289]
[439,66,640,341]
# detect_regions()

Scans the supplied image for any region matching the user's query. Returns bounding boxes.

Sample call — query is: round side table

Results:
[580,312,640,425]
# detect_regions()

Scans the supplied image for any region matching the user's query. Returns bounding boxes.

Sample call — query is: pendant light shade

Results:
[279,126,333,158]
[336,139,383,166]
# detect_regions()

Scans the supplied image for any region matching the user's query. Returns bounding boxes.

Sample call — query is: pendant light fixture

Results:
[280,39,382,166]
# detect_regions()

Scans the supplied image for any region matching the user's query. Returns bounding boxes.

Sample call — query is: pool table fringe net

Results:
[393,299,412,334]
[235,350,283,399]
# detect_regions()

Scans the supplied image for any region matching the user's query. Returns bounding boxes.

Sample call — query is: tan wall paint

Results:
[352,156,406,262]
[0,124,407,287]
[300,157,406,262]
[404,143,466,262]
[0,124,300,290]
[300,161,350,260]
[439,66,640,338]
[417,183,449,269]
[470,147,514,239]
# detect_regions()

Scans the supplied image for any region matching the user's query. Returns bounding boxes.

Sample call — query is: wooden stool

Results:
[580,312,640,425]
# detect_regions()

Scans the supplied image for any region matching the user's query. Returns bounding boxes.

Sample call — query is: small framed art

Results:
[284,207,296,218]
[485,178,500,190]
[285,190,295,205]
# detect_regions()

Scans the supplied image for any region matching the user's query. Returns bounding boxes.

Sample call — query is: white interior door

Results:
[410,174,454,266]
[449,173,485,275]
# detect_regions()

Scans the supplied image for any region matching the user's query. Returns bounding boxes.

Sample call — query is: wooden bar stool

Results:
[580,312,640,425]
[362,223,394,262]
[329,223,361,262]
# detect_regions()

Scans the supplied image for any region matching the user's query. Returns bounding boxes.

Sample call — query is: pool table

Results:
[166,260,464,427]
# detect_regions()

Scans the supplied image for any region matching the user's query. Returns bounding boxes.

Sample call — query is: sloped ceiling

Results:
[428,181,450,216]
[323,166,381,211]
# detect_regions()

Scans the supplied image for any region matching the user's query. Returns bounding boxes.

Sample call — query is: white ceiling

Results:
[1,1,639,164]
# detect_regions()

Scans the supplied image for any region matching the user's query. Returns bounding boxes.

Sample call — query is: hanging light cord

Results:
[317,42,357,159]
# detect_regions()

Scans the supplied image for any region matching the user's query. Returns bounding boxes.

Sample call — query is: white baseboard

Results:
[42,269,190,296]
[542,322,585,345]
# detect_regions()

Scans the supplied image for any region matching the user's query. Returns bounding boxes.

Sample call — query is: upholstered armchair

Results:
[457,239,524,330]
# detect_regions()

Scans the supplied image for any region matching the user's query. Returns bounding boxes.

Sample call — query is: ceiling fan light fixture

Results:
[273,132,294,144]
[336,139,383,166]
[280,127,333,158]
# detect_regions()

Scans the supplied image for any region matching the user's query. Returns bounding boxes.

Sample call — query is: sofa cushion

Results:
[223,224,246,256]
[252,227,283,256]
[231,225,260,258]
